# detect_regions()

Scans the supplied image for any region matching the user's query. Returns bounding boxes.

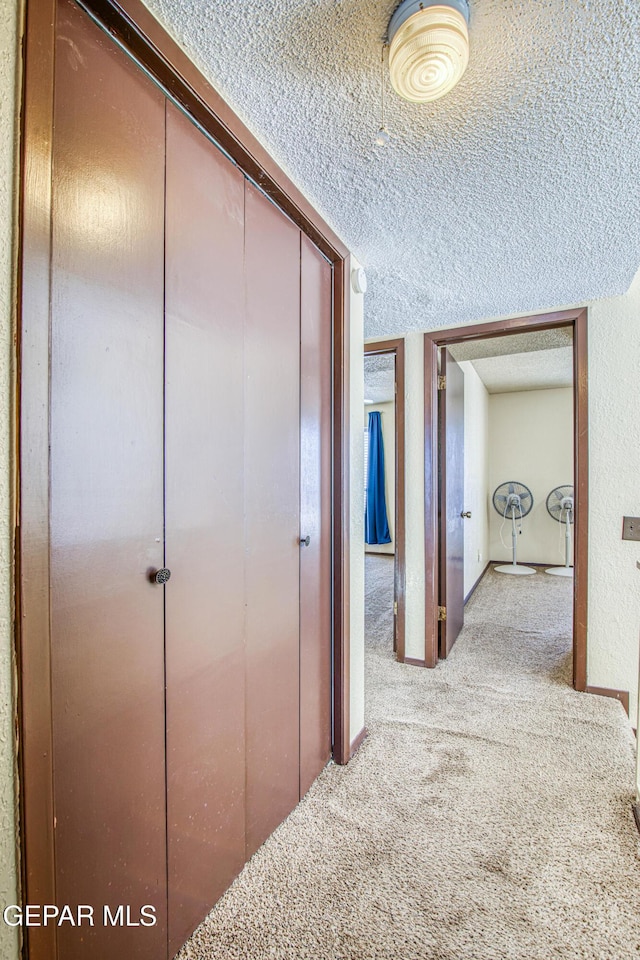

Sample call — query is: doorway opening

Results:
[364,340,406,662]
[424,309,588,691]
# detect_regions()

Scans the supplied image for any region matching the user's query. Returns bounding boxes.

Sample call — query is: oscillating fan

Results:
[492,481,536,575]
[545,485,574,577]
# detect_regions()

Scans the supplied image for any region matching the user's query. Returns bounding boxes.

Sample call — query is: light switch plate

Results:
[622,517,640,541]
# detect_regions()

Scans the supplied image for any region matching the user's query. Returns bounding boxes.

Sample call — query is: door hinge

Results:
[438,375,446,391]
[438,605,447,621]
[393,601,398,616]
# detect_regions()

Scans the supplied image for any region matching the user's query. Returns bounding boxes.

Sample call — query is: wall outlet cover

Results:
[622,517,640,542]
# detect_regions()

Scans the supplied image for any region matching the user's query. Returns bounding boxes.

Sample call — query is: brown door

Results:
[244,181,301,857]
[438,348,465,658]
[164,104,246,955]
[49,0,168,956]
[299,235,332,797]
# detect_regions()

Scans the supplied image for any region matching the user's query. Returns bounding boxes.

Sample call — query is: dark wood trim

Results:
[349,726,368,758]
[364,338,406,662]
[17,0,58,955]
[17,4,353,949]
[586,686,629,717]
[404,657,426,668]
[332,256,351,765]
[365,550,395,556]
[632,803,640,836]
[77,0,349,264]
[424,307,589,693]
[423,336,439,669]
[464,562,491,605]
[428,310,577,345]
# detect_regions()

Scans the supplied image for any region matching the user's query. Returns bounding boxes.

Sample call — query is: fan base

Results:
[494,564,536,576]
[545,566,573,578]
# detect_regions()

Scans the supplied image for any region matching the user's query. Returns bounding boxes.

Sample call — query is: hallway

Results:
[178,557,640,960]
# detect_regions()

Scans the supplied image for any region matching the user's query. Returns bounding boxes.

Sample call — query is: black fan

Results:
[491,481,535,575]
[545,485,574,577]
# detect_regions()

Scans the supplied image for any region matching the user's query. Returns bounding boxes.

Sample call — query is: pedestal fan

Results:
[492,481,536,575]
[545,485,574,577]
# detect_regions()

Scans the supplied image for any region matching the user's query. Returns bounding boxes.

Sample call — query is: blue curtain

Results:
[365,411,391,545]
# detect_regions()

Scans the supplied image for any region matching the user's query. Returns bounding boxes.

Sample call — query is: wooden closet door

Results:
[244,182,301,857]
[49,1,167,956]
[164,104,246,955]
[299,236,333,797]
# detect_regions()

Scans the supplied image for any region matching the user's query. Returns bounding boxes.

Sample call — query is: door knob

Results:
[150,567,171,584]
[299,536,311,547]
[460,511,472,519]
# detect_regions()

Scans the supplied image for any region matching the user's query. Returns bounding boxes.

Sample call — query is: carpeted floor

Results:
[177,557,640,960]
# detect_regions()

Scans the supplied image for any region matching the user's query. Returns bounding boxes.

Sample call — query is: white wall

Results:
[489,387,574,565]
[349,261,366,743]
[357,273,640,721]
[0,0,21,955]
[587,272,640,721]
[458,361,490,597]
[364,400,394,556]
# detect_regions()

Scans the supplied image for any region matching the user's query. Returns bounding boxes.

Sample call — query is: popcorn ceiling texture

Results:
[364,354,394,403]
[145,0,640,337]
[469,345,573,393]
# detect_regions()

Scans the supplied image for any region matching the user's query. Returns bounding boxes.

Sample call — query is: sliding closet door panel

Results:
[164,104,246,956]
[50,1,167,956]
[244,183,301,858]
[299,236,333,797]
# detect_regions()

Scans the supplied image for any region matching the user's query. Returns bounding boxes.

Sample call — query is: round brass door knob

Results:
[460,511,472,519]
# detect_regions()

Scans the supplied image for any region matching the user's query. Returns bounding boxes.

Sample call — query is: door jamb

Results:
[17,0,352,953]
[423,309,588,689]
[364,339,406,662]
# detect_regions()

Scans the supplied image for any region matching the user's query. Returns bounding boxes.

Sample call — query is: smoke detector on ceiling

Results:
[388,0,470,104]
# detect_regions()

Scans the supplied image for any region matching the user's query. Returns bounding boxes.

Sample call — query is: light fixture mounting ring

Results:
[388,0,470,43]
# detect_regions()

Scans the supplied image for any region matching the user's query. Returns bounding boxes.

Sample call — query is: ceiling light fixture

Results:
[388,0,470,104]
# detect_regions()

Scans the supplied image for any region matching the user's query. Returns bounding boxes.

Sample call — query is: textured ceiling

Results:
[364,354,395,404]
[448,327,572,362]
[469,345,573,393]
[147,0,640,337]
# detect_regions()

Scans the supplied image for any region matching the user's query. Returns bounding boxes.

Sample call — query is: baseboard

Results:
[632,802,640,836]
[349,726,368,758]
[404,657,426,668]
[365,550,395,557]
[464,562,490,605]
[585,685,630,716]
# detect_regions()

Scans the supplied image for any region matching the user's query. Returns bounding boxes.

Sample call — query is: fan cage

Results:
[492,481,534,520]
[546,485,574,523]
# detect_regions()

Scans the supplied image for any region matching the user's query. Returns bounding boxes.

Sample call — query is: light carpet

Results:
[177,557,639,960]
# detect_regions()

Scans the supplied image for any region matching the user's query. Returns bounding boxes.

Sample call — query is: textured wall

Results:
[588,273,640,721]
[458,361,489,597]
[0,0,20,954]
[489,388,574,565]
[350,264,365,744]
[364,401,394,556]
